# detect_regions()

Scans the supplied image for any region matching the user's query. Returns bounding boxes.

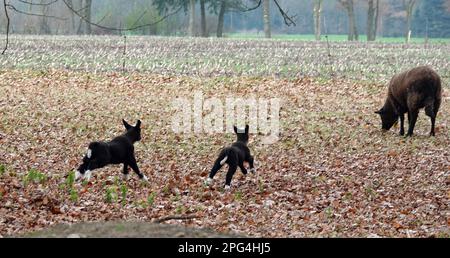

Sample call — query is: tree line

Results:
[1,0,450,41]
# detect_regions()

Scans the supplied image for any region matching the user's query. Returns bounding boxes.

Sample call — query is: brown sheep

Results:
[375,66,442,136]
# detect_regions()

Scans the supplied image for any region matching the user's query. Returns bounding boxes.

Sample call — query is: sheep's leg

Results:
[407,110,419,137]
[399,113,405,136]
[425,104,436,136]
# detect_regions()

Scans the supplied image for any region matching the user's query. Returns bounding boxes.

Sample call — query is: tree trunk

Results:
[313,0,322,40]
[367,0,379,41]
[217,1,226,38]
[263,0,271,38]
[374,0,379,39]
[348,7,354,40]
[339,0,358,41]
[189,0,196,37]
[351,3,358,40]
[405,14,412,43]
[342,0,357,41]
[40,0,51,34]
[367,0,375,41]
[200,0,207,37]
[84,0,92,35]
[24,2,34,33]
[66,0,76,34]
[404,0,416,43]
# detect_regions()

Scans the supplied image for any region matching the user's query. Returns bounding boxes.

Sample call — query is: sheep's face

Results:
[375,108,398,131]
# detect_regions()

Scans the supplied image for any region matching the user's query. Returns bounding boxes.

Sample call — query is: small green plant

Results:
[139,200,147,209]
[106,186,118,203]
[258,179,264,193]
[62,171,80,203]
[365,186,377,200]
[23,169,47,186]
[70,188,78,202]
[324,207,334,219]
[120,184,128,206]
[162,185,170,195]
[81,179,89,186]
[175,205,185,214]
[66,171,75,188]
[58,183,66,190]
[343,192,352,201]
[147,192,156,207]
[0,164,6,176]
[234,191,243,201]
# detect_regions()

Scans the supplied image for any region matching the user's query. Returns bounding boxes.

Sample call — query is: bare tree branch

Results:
[241,0,296,26]
[2,0,10,55]
[273,0,296,26]
[130,10,148,29]
[17,0,58,6]
[6,3,66,20]
[95,11,111,26]
[242,0,262,12]
[152,214,199,223]
[62,0,182,32]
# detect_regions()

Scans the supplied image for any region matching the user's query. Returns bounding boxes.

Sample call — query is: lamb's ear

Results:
[136,120,141,128]
[233,126,238,134]
[375,108,383,114]
[123,119,132,130]
[245,125,249,134]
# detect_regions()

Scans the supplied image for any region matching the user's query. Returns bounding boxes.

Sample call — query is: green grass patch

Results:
[225,33,450,43]
[23,168,47,186]
[0,164,6,176]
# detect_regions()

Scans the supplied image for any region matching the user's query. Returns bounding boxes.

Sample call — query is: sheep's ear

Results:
[375,109,383,114]
[136,120,141,128]
[123,119,132,130]
[233,126,238,134]
[245,125,249,134]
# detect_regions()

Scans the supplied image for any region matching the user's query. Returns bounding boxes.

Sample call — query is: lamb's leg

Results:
[407,110,419,137]
[432,98,441,135]
[122,163,129,180]
[75,156,90,180]
[224,163,238,189]
[399,113,405,136]
[128,156,147,181]
[206,158,223,185]
[248,155,256,173]
[239,161,248,175]
[82,159,103,181]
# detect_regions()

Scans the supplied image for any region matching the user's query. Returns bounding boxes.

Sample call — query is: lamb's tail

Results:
[219,147,234,165]
[87,142,101,158]
[220,155,228,165]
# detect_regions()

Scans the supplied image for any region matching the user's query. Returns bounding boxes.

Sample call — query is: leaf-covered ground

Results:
[0,69,448,237]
